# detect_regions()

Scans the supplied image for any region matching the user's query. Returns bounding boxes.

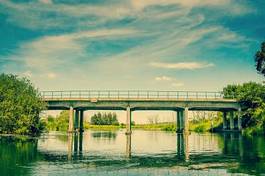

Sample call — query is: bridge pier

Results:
[68,106,74,133]
[222,112,228,130]
[184,107,189,134]
[229,111,234,130]
[74,110,79,131]
[126,106,132,135]
[176,110,184,133]
[79,110,84,132]
[176,108,188,134]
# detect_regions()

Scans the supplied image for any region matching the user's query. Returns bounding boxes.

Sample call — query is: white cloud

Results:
[155,76,172,81]
[0,0,253,30]
[18,28,139,70]
[154,75,184,88]
[130,0,230,10]
[150,62,214,70]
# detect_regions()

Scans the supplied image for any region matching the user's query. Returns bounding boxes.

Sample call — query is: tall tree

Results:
[255,41,265,76]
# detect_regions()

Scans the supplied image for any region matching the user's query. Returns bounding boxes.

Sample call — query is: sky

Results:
[0,0,264,92]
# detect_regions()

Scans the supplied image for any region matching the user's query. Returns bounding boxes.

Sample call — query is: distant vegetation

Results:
[90,112,119,125]
[0,73,45,135]
[223,82,265,135]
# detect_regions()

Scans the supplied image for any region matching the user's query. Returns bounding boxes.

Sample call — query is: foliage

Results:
[90,112,119,125]
[255,41,265,76]
[190,113,222,132]
[43,110,69,131]
[0,73,45,135]
[223,82,265,135]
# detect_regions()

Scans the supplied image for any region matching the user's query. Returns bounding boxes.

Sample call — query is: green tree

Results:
[223,82,265,135]
[0,73,45,135]
[255,41,265,76]
[90,112,119,125]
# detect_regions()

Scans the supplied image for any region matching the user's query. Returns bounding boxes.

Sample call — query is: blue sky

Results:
[0,0,264,91]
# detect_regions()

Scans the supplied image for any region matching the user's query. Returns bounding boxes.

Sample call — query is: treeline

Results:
[223,82,265,135]
[90,112,119,125]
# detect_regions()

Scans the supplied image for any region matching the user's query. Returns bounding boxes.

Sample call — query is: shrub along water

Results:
[0,73,46,135]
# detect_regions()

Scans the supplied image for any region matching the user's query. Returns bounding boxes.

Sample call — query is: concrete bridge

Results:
[41,90,242,134]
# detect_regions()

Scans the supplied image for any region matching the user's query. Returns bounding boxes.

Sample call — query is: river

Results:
[0,130,265,176]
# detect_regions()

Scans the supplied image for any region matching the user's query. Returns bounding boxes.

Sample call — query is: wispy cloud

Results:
[155,76,172,81]
[154,75,184,88]
[150,62,214,70]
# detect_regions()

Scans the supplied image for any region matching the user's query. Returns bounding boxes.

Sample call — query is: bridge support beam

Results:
[223,112,227,130]
[79,110,84,132]
[238,108,242,131]
[126,106,132,135]
[74,110,79,131]
[184,107,189,134]
[68,106,74,133]
[229,111,234,130]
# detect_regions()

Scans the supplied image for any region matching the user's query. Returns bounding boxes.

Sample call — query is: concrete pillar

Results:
[74,110,79,131]
[79,110,84,132]
[126,106,132,134]
[176,111,181,133]
[229,111,234,130]
[68,106,74,132]
[223,112,227,130]
[180,110,184,132]
[238,108,242,130]
[184,107,189,134]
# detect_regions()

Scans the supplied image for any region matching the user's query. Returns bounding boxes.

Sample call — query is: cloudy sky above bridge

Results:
[0,0,264,91]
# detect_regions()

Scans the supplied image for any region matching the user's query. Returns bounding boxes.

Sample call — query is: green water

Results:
[0,130,265,176]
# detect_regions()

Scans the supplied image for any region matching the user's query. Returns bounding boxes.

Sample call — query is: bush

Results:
[0,73,45,135]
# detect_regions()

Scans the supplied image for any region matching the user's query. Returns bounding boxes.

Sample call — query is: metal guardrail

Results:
[40,90,224,100]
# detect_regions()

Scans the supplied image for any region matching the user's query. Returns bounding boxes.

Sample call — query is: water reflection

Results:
[0,136,40,176]
[91,131,117,139]
[126,134,131,158]
[0,131,265,175]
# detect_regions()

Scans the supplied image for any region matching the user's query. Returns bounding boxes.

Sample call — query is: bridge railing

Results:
[40,90,224,100]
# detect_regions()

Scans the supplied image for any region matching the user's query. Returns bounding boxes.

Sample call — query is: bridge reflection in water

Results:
[1,131,264,175]
[67,132,191,161]
[66,131,247,163]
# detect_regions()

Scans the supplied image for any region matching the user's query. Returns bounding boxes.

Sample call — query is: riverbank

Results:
[83,123,177,131]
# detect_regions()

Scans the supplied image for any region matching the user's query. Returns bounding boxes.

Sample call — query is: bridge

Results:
[41,90,242,134]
